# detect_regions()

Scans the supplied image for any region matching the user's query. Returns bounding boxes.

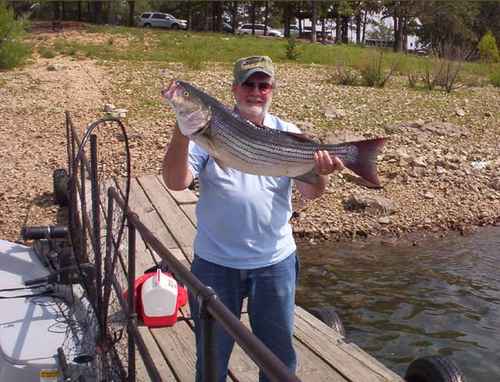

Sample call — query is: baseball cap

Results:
[233,56,275,85]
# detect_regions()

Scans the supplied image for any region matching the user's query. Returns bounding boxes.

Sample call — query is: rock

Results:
[295,121,314,132]
[491,177,500,191]
[323,105,346,119]
[344,194,398,215]
[455,108,465,117]
[378,216,391,224]
[436,166,447,175]
[103,103,115,112]
[47,64,60,71]
[423,192,435,199]
[411,156,427,167]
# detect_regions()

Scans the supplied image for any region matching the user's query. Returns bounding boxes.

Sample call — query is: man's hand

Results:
[314,150,344,176]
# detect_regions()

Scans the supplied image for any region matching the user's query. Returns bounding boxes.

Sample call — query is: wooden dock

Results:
[85,174,404,382]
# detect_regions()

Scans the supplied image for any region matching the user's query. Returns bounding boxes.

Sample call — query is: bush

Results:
[285,36,300,60]
[357,50,398,88]
[490,67,500,87]
[38,46,56,58]
[331,63,358,86]
[0,2,30,69]
[478,31,499,63]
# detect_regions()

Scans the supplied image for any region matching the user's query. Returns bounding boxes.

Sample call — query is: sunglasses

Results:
[241,81,273,93]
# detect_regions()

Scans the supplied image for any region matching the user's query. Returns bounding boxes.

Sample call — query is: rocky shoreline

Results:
[0,30,499,244]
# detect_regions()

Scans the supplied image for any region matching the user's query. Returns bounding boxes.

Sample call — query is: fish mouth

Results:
[162,80,180,101]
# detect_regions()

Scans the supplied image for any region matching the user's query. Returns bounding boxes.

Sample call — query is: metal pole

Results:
[90,134,103,332]
[80,159,87,262]
[200,288,217,382]
[127,223,137,382]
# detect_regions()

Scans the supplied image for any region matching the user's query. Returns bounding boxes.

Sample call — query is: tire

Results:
[405,356,466,382]
[53,168,68,206]
[171,24,179,30]
[308,307,346,337]
[144,23,151,28]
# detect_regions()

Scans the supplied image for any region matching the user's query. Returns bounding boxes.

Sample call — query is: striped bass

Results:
[163,80,386,187]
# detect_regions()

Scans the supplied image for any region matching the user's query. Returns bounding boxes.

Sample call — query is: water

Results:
[296,227,500,381]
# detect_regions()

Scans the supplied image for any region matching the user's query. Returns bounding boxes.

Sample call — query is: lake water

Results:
[296,226,500,381]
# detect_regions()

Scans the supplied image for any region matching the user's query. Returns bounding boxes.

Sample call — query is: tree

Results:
[478,31,499,62]
[0,1,30,69]
[415,0,480,58]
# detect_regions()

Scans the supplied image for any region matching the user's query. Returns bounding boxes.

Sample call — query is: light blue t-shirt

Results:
[188,113,300,269]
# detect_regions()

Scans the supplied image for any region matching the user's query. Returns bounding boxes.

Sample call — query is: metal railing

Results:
[65,112,301,382]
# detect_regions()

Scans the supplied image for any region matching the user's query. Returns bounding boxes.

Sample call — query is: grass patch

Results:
[38,45,56,58]
[48,25,494,82]
[490,66,500,87]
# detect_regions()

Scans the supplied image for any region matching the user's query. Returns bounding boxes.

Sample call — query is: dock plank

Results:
[150,321,197,382]
[136,326,178,382]
[157,175,198,204]
[138,175,197,250]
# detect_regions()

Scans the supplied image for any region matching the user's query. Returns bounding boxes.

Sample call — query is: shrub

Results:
[357,50,398,88]
[285,36,300,60]
[490,67,500,87]
[422,52,464,93]
[0,2,31,69]
[407,72,419,88]
[38,46,56,58]
[478,31,499,63]
[331,63,358,86]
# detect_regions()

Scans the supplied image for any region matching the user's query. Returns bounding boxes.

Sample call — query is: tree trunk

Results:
[362,11,367,44]
[311,1,317,43]
[250,2,256,35]
[355,11,362,44]
[231,2,238,34]
[264,1,269,36]
[322,18,326,42]
[341,16,349,44]
[335,15,341,43]
[53,2,60,21]
[77,2,82,21]
[128,1,135,26]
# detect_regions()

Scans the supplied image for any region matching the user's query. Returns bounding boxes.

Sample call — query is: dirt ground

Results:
[1,29,499,244]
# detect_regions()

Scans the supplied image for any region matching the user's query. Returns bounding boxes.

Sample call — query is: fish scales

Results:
[212,111,315,161]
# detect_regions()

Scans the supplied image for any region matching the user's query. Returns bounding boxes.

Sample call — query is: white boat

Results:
[0,238,96,381]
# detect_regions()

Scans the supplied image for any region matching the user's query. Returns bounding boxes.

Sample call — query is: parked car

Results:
[138,12,187,30]
[237,23,283,38]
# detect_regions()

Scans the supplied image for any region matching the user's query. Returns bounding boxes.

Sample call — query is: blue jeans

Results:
[189,253,299,382]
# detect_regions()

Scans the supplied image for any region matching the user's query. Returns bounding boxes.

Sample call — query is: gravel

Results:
[1,30,498,244]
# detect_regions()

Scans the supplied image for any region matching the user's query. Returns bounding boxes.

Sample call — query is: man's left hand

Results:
[314,150,344,176]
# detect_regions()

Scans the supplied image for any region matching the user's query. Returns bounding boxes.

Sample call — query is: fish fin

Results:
[293,170,320,185]
[324,138,386,188]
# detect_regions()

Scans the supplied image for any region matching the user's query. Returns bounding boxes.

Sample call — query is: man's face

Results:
[232,72,273,122]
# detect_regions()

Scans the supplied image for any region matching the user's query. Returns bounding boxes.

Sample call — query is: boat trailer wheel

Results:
[405,355,466,382]
[307,307,346,337]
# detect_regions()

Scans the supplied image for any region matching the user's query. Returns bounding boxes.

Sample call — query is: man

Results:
[162,56,343,381]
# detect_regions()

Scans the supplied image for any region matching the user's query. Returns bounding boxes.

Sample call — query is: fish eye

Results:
[183,91,189,97]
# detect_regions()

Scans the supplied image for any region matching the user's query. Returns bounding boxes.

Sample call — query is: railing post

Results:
[90,134,103,332]
[80,158,87,262]
[199,287,218,382]
[128,222,137,382]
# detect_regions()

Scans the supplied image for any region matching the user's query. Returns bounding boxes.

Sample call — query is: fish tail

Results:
[324,138,386,188]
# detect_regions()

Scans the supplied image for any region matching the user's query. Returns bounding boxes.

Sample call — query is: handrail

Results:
[108,187,301,382]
